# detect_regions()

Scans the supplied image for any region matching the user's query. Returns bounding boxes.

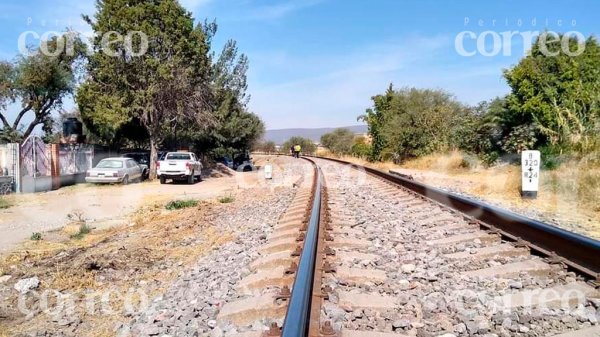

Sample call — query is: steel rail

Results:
[281,159,323,337]
[315,156,600,281]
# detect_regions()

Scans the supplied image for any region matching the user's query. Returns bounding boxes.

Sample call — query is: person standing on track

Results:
[293,144,301,158]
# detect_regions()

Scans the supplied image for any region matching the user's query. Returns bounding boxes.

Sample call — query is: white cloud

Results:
[247,35,510,129]
[246,0,324,20]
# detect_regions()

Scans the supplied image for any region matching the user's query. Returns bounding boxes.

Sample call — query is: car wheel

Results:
[187,172,194,184]
[122,175,129,185]
[160,176,166,184]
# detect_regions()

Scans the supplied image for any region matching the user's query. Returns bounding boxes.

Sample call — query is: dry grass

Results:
[0,197,234,337]
[400,150,475,172]
[0,197,11,209]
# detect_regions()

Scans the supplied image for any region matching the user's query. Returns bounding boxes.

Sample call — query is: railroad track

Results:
[215,156,600,337]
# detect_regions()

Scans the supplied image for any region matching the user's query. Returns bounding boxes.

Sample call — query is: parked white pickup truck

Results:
[156,152,203,184]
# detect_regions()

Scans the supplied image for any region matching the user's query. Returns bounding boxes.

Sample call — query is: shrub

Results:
[30,232,42,241]
[501,124,539,154]
[165,199,199,210]
[0,197,10,209]
[479,152,500,167]
[539,145,572,170]
[351,142,371,158]
[70,223,91,240]
[459,153,479,169]
[218,195,234,204]
[321,128,355,155]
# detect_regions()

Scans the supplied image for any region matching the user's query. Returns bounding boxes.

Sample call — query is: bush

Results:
[501,124,539,154]
[165,199,199,210]
[0,197,10,209]
[479,152,500,167]
[321,128,355,155]
[459,153,479,169]
[375,87,466,161]
[70,223,91,240]
[282,136,316,155]
[218,195,234,203]
[30,232,42,241]
[539,145,572,170]
[351,142,371,158]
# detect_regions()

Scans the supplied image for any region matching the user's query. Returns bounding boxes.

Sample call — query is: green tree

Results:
[0,32,86,142]
[361,86,466,162]
[283,136,316,156]
[0,61,14,112]
[320,128,355,155]
[359,84,394,161]
[254,140,277,153]
[504,32,600,153]
[178,24,263,157]
[77,0,213,178]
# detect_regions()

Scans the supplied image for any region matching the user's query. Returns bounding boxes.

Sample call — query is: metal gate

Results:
[20,136,51,193]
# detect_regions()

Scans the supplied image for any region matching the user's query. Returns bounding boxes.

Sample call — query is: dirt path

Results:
[0,156,306,252]
[0,170,238,252]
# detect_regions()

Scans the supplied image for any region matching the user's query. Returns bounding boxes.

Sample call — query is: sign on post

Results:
[521,150,540,199]
[264,163,273,180]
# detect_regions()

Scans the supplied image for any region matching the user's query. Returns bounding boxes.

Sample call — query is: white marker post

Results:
[264,163,273,180]
[521,150,541,199]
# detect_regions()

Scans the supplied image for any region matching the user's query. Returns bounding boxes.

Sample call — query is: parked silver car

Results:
[85,157,143,185]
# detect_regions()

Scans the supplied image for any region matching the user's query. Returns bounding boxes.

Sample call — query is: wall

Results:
[19,142,95,193]
[0,143,20,193]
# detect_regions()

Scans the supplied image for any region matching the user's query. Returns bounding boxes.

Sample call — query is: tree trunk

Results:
[149,138,158,180]
[21,118,41,142]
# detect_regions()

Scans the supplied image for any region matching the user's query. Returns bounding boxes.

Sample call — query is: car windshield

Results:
[124,154,148,164]
[96,160,123,169]
[166,153,191,160]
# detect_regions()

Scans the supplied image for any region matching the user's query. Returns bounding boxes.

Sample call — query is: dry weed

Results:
[0,199,229,337]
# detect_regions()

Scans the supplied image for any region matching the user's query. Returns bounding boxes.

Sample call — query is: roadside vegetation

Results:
[354,34,600,166]
[281,136,317,155]
[0,199,229,336]
[0,197,10,209]
[69,223,92,240]
[317,33,600,235]
[218,195,235,204]
[166,199,199,210]
[254,140,278,154]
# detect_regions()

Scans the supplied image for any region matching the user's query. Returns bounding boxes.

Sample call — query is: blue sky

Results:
[1,0,599,130]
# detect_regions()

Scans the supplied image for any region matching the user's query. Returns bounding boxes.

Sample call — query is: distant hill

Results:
[264,125,368,144]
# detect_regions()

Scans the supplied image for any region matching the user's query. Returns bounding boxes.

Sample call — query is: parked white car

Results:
[85,157,143,185]
[157,152,202,184]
